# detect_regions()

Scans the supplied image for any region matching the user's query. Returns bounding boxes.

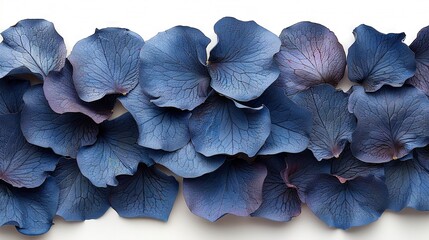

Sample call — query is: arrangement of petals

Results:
[2,17,429,236]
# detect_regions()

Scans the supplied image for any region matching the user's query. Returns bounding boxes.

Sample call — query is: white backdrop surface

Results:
[0,0,429,239]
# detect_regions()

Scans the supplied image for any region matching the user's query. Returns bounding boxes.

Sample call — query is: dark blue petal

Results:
[283,150,331,202]
[77,113,153,187]
[189,94,271,157]
[119,84,191,151]
[251,85,311,155]
[44,61,114,123]
[305,174,388,229]
[385,148,429,211]
[208,17,280,102]
[0,114,58,188]
[140,26,211,110]
[292,84,356,160]
[275,22,346,95]
[21,85,99,158]
[349,85,429,163]
[149,141,225,178]
[52,158,110,221]
[183,159,267,222]
[0,178,59,236]
[0,19,66,78]
[110,164,178,221]
[251,156,301,222]
[69,28,144,102]
[347,24,416,92]
[0,77,30,115]
[408,26,429,95]
[331,145,384,180]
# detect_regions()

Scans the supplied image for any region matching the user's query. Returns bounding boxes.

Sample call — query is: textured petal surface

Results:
[385,148,429,211]
[44,61,114,123]
[275,22,346,95]
[21,85,99,158]
[119,84,190,151]
[305,174,388,229]
[251,156,301,222]
[292,84,356,160]
[347,24,416,92]
[0,19,66,78]
[208,17,280,101]
[349,86,429,163]
[52,158,110,221]
[252,85,311,155]
[149,141,225,178]
[77,113,153,187]
[408,26,429,95]
[0,178,59,236]
[140,26,211,110]
[189,94,271,157]
[0,77,30,115]
[183,159,267,222]
[0,114,58,188]
[331,145,384,180]
[110,164,178,221]
[69,28,144,102]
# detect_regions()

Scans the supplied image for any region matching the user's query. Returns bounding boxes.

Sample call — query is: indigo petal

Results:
[251,156,301,222]
[21,85,99,158]
[0,114,58,188]
[292,84,356,160]
[52,158,110,221]
[408,26,429,95]
[69,28,144,102]
[189,94,271,157]
[275,22,346,95]
[208,17,281,102]
[77,113,153,187]
[149,141,225,178]
[140,26,211,110]
[347,24,416,92]
[349,85,429,163]
[44,61,115,123]
[183,159,267,222]
[0,77,30,115]
[119,84,191,151]
[0,178,59,236]
[110,164,178,221]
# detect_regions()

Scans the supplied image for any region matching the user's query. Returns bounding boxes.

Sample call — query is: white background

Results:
[0,0,429,239]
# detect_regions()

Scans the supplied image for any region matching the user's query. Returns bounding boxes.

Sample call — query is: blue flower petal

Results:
[251,156,301,222]
[0,114,58,188]
[119,84,191,151]
[110,164,178,221]
[347,24,416,92]
[275,22,346,95]
[44,61,115,123]
[385,148,429,211]
[52,158,110,221]
[21,85,99,158]
[349,85,429,163]
[305,174,388,229]
[408,26,429,95]
[208,17,280,102]
[183,159,267,222]
[0,19,66,79]
[189,94,271,157]
[0,77,30,115]
[292,84,356,160]
[0,177,59,236]
[149,141,225,178]
[140,26,211,110]
[251,85,311,155]
[69,28,144,102]
[77,113,153,187]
